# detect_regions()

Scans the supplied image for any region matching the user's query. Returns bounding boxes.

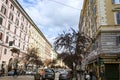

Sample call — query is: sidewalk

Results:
[0,75,34,80]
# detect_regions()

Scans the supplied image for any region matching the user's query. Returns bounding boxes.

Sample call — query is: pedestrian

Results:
[84,70,90,80]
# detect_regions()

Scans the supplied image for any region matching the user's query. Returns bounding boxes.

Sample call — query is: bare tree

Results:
[54,28,91,79]
[24,48,43,70]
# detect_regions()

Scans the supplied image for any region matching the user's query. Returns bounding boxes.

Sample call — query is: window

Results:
[24,35,26,40]
[10,4,14,10]
[18,42,20,47]
[20,32,21,37]
[4,48,7,54]
[116,12,120,24]
[93,6,96,15]
[23,45,25,50]
[5,0,8,4]
[5,36,8,43]
[1,5,6,15]
[25,27,27,33]
[116,36,120,45]
[14,27,16,34]
[21,23,24,30]
[0,17,3,25]
[9,12,13,21]
[0,33,3,41]
[15,18,19,26]
[90,0,94,7]
[21,16,24,21]
[17,10,20,17]
[113,0,120,4]
[8,23,11,30]
[2,0,8,4]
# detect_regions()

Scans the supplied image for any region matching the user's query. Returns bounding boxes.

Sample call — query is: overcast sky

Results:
[18,0,84,45]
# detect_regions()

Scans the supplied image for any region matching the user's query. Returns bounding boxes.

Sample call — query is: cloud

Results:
[18,0,84,45]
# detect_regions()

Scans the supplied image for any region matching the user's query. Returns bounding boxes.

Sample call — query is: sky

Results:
[17,0,84,45]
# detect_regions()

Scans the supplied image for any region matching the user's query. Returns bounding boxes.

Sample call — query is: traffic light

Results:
[9,41,14,46]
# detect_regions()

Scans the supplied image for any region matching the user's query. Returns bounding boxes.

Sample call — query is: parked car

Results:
[59,70,73,80]
[8,70,20,76]
[19,70,26,75]
[25,70,33,75]
[41,68,55,80]
[8,70,14,76]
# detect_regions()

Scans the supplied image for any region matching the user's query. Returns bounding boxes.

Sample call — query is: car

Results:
[32,70,37,75]
[59,70,73,80]
[8,70,20,76]
[25,70,33,75]
[41,68,55,80]
[8,70,14,76]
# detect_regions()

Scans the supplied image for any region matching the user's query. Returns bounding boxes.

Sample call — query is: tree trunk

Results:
[73,64,78,80]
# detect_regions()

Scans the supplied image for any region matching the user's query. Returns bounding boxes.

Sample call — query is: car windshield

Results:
[44,69,53,73]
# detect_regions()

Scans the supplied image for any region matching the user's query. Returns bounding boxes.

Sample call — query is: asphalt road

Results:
[0,75,34,80]
[0,73,83,80]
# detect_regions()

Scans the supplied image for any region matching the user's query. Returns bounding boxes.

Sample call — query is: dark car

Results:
[59,70,73,80]
[8,69,25,76]
[8,70,14,76]
[41,68,55,80]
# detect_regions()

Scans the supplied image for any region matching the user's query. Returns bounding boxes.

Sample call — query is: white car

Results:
[25,70,33,75]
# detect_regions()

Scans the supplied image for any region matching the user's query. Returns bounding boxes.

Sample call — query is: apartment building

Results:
[51,49,58,60]
[0,0,30,72]
[79,0,120,80]
[29,25,52,64]
[0,0,52,73]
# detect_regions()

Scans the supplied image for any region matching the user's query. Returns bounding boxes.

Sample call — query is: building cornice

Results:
[10,0,52,47]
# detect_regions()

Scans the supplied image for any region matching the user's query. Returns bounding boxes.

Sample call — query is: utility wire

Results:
[48,0,81,10]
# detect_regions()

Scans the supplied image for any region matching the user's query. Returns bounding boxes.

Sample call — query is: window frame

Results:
[9,12,14,21]
[1,5,6,15]
[115,12,120,24]
[113,0,120,4]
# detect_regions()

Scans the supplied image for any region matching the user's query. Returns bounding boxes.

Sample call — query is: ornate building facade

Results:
[0,0,53,73]
[79,0,120,80]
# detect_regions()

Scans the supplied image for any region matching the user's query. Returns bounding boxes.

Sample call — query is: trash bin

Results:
[34,74,40,80]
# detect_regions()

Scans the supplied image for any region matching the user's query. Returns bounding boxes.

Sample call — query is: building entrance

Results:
[105,64,119,80]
